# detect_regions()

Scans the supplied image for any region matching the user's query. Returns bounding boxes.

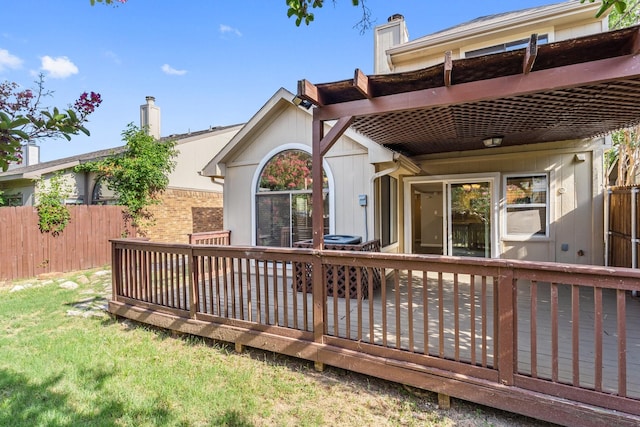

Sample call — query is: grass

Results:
[0,269,551,427]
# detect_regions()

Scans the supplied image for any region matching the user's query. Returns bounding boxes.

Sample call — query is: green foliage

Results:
[75,123,177,233]
[581,0,628,17]
[35,173,72,236]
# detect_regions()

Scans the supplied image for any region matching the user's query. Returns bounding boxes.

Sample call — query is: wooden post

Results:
[312,116,325,351]
[111,240,120,302]
[497,267,515,386]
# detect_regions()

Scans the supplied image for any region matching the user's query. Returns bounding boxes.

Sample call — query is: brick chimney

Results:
[140,96,161,139]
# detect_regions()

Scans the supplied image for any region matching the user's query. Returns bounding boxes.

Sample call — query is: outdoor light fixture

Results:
[483,136,503,148]
[292,95,313,110]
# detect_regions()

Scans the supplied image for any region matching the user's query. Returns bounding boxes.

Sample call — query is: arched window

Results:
[255,149,329,247]
[91,176,118,205]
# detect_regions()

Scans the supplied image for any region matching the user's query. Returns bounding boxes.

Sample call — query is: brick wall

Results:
[145,188,224,243]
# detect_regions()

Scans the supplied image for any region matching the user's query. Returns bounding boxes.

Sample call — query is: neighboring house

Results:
[0,97,243,243]
[202,0,631,265]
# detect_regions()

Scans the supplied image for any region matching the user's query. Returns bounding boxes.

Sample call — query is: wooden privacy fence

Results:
[608,186,640,268]
[110,239,640,426]
[0,205,134,281]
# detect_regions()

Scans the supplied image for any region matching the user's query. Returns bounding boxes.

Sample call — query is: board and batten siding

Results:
[222,105,375,246]
[411,138,607,264]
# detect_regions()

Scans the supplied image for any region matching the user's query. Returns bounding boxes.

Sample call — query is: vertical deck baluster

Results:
[222,255,229,317]
[214,257,222,316]
[482,276,488,368]
[356,267,363,341]
[230,258,237,318]
[470,275,476,365]
[238,257,245,319]
[394,269,401,349]
[293,259,299,330]
[551,282,559,382]
[423,270,429,356]
[263,261,270,324]
[407,270,414,352]
[282,260,288,327]
[206,256,214,315]
[345,267,352,340]
[617,289,627,397]
[369,267,375,344]
[572,284,580,386]
[333,265,339,337]
[256,259,263,324]
[161,252,167,306]
[454,273,460,361]
[381,267,388,347]
[271,261,278,325]
[438,272,444,358]
[245,258,252,322]
[531,280,538,378]
[594,287,603,392]
[169,253,175,308]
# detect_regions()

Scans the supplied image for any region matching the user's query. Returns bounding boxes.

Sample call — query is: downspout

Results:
[368,158,401,242]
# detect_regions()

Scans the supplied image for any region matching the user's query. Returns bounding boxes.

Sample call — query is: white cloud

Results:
[40,55,78,79]
[219,24,242,37]
[161,64,187,76]
[0,49,23,71]
[104,50,121,65]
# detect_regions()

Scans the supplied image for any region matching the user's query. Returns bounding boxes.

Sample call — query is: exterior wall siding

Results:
[409,139,607,264]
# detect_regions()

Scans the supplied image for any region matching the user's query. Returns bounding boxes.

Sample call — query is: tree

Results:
[0,74,102,172]
[75,123,177,234]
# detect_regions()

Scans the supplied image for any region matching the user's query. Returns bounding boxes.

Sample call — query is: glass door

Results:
[449,181,492,257]
[406,175,496,258]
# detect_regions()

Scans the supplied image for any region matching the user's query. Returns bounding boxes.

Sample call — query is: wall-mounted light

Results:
[292,95,313,110]
[483,136,503,148]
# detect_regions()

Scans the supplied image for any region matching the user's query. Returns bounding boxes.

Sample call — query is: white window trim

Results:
[502,172,551,241]
[250,144,335,246]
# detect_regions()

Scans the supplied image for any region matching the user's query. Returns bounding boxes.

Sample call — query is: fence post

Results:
[497,267,515,386]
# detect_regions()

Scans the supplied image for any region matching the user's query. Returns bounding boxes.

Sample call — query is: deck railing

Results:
[188,230,231,246]
[110,239,640,426]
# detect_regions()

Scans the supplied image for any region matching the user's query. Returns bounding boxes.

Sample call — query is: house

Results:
[203,0,624,265]
[0,96,243,243]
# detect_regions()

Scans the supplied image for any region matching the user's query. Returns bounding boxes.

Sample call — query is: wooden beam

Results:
[315,53,640,121]
[631,26,640,55]
[353,68,371,98]
[523,34,538,74]
[297,79,321,106]
[319,116,355,156]
[444,51,452,87]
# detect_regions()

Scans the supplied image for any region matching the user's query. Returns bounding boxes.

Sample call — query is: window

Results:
[1,193,22,206]
[378,175,398,247]
[255,150,329,247]
[504,174,548,237]
[465,34,549,58]
[91,176,118,205]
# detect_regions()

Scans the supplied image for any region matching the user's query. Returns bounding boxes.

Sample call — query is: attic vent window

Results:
[465,34,548,58]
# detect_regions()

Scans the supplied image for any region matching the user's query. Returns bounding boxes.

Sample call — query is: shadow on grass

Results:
[0,367,173,426]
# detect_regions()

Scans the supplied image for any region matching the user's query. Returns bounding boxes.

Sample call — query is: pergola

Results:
[295,25,640,251]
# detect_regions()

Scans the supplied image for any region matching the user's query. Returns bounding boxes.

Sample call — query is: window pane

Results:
[380,175,398,247]
[256,194,291,247]
[258,150,327,192]
[506,207,546,235]
[292,193,312,244]
[506,176,546,205]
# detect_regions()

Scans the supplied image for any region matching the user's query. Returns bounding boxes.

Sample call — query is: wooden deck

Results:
[109,239,640,426]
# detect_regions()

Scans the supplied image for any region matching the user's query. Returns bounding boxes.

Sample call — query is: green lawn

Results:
[0,269,548,427]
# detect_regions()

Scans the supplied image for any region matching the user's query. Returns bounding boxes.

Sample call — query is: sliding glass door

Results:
[405,175,497,258]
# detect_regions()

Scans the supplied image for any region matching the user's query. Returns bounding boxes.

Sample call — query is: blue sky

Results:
[1,0,561,162]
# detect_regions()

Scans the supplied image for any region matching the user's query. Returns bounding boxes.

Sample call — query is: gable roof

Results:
[201,88,396,177]
[297,25,640,156]
[0,124,242,181]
